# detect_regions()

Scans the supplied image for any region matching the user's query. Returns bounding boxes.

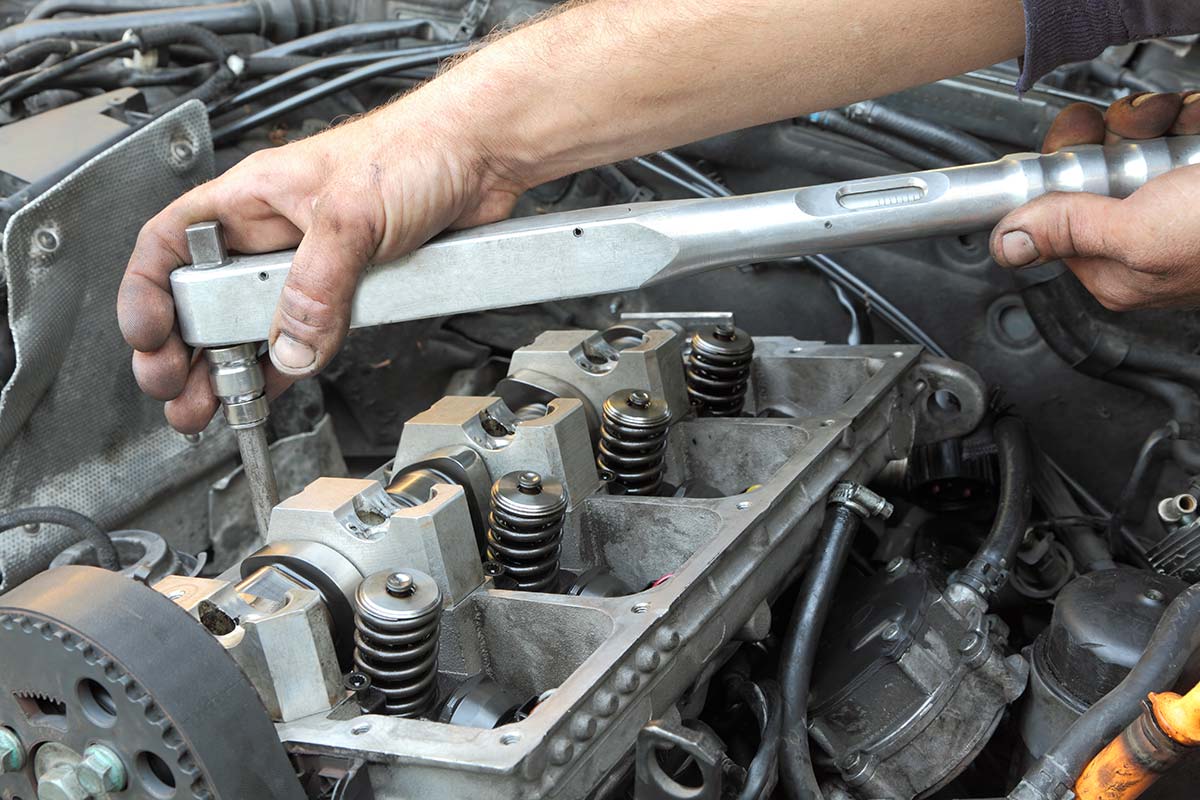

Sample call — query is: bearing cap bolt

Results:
[0,726,24,773]
[385,572,415,597]
[76,744,128,795]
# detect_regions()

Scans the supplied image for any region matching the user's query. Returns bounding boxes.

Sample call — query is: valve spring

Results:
[353,569,442,717]
[687,322,754,416]
[487,471,568,592]
[597,389,672,496]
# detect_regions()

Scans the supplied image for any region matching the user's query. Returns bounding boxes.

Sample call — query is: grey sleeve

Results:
[1019,0,1200,91]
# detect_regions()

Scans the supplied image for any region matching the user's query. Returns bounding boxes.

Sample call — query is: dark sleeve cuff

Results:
[1018,0,1200,91]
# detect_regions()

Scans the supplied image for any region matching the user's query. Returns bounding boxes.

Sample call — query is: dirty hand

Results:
[990,91,1200,310]
[118,96,523,434]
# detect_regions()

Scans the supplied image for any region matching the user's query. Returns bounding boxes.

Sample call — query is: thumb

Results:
[268,202,374,378]
[990,192,1126,269]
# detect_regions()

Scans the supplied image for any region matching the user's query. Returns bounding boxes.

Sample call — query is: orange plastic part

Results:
[1150,682,1200,747]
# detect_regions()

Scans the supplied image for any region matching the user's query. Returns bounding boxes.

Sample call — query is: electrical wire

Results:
[0,36,136,103]
[0,506,119,570]
[254,19,439,57]
[210,42,467,143]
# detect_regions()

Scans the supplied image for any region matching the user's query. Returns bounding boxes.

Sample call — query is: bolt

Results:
[183,432,201,445]
[36,764,89,800]
[713,322,737,340]
[885,557,906,574]
[34,227,59,254]
[170,138,196,165]
[77,744,127,795]
[23,522,40,534]
[881,622,902,642]
[959,631,983,654]
[0,726,24,773]
[626,390,651,409]
[517,471,543,493]
[385,572,415,597]
[1144,588,1166,603]
[843,752,864,771]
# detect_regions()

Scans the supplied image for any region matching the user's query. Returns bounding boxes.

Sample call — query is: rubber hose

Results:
[0,507,119,570]
[254,19,439,57]
[1123,342,1200,393]
[807,110,955,170]
[0,37,90,73]
[1018,581,1200,797]
[26,0,225,21]
[953,415,1034,599]
[780,504,863,800]
[737,679,783,800]
[846,100,999,163]
[0,2,262,54]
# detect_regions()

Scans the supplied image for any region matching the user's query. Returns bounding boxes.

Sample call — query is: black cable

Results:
[844,100,999,163]
[0,1,264,54]
[213,44,449,113]
[736,679,782,800]
[0,506,119,570]
[210,43,467,144]
[0,37,137,103]
[26,0,212,20]
[0,37,96,74]
[780,503,863,800]
[1016,580,1200,799]
[807,110,955,170]
[255,19,440,57]
[49,62,212,90]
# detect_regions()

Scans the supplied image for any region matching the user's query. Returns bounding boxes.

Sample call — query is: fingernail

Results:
[271,333,316,371]
[1185,92,1200,106]
[1132,93,1156,107]
[1000,231,1040,267]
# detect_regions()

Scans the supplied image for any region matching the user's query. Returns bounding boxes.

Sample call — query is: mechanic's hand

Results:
[118,98,523,434]
[990,91,1200,310]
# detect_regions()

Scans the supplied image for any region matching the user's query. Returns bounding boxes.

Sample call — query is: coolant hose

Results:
[780,503,863,800]
[807,109,955,170]
[1012,581,1200,800]
[950,415,1033,602]
[0,507,118,571]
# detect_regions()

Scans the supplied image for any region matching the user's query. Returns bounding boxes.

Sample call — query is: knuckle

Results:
[277,282,339,333]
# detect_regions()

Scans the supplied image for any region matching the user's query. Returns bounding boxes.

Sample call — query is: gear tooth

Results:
[162,725,183,748]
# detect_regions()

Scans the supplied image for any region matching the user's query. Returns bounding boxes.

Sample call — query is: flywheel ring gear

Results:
[0,566,305,799]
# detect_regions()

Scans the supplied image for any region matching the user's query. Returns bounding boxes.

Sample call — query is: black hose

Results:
[1123,341,1200,392]
[1016,581,1200,798]
[1033,454,1116,572]
[0,37,95,74]
[0,2,263,54]
[211,42,467,143]
[26,0,223,20]
[951,415,1034,601]
[736,679,782,800]
[50,62,212,89]
[254,19,440,57]
[807,110,955,170]
[0,507,119,570]
[844,100,999,164]
[214,44,449,112]
[780,503,863,800]
[0,37,137,103]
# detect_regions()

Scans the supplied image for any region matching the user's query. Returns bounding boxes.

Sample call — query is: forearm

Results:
[402,0,1027,189]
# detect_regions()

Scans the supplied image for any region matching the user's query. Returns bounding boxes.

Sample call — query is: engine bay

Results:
[3,2,1200,799]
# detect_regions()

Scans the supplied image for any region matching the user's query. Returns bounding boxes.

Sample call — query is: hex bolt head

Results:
[881,622,902,642]
[0,726,24,773]
[36,764,89,800]
[385,572,415,597]
[76,744,127,795]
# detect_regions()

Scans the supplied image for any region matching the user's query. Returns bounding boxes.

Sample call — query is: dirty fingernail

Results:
[1000,231,1040,267]
[271,333,316,371]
